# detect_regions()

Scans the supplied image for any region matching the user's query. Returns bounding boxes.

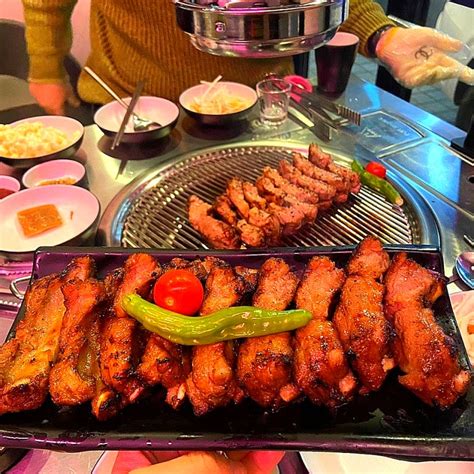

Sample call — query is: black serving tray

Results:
[0,245,472,459]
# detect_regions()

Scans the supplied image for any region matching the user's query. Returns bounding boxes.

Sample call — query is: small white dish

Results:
[0,185,100,259]
[94,96,179,143]
[0,175,21,196]
[179,81,257,126]
[22,159,86,188]
[0,116,84,169]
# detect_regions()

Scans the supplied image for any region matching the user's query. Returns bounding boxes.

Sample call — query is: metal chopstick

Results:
[111,80,144,150]
[84,67,131,111]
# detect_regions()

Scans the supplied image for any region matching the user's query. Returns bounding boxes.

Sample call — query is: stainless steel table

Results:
[76,77,472,277]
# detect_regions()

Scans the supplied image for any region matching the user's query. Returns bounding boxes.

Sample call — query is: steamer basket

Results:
[173,0,348,58]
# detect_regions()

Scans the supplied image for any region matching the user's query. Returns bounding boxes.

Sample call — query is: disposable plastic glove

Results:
[375,26,474,89]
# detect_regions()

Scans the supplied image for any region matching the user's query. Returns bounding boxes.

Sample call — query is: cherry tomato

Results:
[153,269,204,316]
[365,162,387,179]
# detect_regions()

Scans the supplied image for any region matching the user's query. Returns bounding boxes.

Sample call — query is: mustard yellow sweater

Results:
[22,0,394,104]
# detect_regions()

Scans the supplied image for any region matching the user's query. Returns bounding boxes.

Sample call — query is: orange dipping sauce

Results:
[17,204,63,237]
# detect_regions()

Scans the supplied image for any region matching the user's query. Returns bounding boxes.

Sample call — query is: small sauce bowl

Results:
[22,159,86,188]
[0,175,21,200]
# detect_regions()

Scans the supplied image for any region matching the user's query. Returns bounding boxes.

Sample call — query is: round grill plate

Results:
[115,145,424,250]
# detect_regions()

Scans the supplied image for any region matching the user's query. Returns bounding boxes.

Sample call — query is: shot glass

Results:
[315,32,359,96]
[256,78,292,127]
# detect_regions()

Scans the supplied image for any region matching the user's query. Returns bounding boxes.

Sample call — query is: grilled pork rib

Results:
[384,253,471,408]
[333,236,394,393]
[294,257,357,407]
[100,253,160,403]
[0,256,94,415]
[49,278,106,406]
[186,259,245,415]
[237,258,300,408]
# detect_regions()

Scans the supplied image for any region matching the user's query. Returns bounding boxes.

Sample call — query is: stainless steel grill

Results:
[113,145,426,250]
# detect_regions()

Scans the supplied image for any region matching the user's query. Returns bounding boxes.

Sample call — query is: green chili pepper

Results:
[351,160,404,206]
[122,294,312,345]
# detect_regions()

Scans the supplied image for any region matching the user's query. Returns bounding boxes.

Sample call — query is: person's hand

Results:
[375,26,474,89]
[111,450,285,474]
[29,81,81,115]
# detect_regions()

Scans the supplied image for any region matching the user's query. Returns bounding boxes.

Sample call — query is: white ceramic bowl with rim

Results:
[0,175,21,198]
[94,96,180,143]
[0,116,84,169]
[0,185,100,261]
[179,81,257,126]
[22,159,86,188]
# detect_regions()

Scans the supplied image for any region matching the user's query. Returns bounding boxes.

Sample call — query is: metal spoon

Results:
[84,67,162,131]
[455,252,474,289]
[449,252,474,289]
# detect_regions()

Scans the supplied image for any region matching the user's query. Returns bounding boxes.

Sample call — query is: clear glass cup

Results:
[256,78,291,127]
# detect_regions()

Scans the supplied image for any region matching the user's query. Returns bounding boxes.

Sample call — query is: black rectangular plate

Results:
[0,245,472,459]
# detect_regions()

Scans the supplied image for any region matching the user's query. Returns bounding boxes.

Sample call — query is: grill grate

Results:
[121,146,419,249]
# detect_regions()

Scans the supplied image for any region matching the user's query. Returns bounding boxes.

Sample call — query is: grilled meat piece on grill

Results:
[227,178,250,220]
[267,202,306,236]
[293,153,349,204]
[0,256,94,415]
[255,176,318,225]
[293,153,347,193]
[279,160,337,203]
[213,195,239,227]
[384,253,471,408]
[243,181,267,209]
[247,207,281,246]
[237,219,266,248]
[50,278,106,406]
[227,179,281,246]
[237,258,300,408]
[188,195,241,249]
[261,167,319,205]
[186,259,245,415]
[333,236,394,393]
[308,143,361,194]
[294,257,357,407]
[280,195,318,223]
[100,253,160,403]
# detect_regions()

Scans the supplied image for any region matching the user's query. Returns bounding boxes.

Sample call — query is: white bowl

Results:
[0,185,100,259]
[179,82,257,126]
[22,159,86,188]
[94,96,180,143]
[0,175,21,195]
[0,116,84,169]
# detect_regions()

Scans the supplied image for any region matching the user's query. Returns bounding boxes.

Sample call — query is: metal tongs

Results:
[275,74,361,140]
[285,75,361,125]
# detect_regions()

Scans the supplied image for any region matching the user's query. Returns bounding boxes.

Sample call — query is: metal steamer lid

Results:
[173,0,348,58]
